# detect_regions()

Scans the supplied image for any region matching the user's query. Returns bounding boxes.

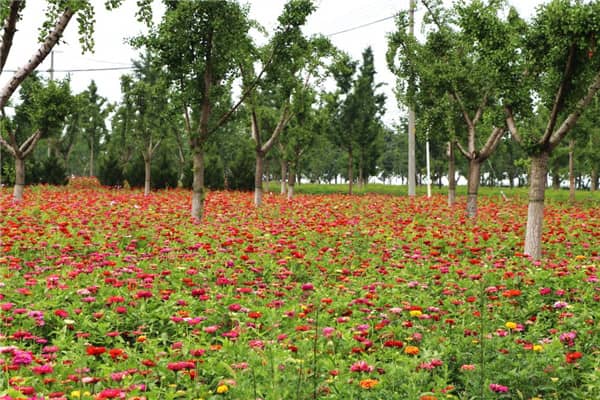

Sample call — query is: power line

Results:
[325,14,398,37]
[3,66,134,73]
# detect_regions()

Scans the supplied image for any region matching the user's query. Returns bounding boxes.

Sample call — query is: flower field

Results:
[1,183,598,400]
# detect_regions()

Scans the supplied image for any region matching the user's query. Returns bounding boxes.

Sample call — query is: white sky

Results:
[1,0,544,126]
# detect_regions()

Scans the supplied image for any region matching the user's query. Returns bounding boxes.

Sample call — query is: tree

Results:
[387,0,508,217]
[244,0,323,206]
[80,81,111,177]
[142,1,255,220]
[124,52,171,195]
[0,74,72,200]
[502,0,600,259]
[352,47,386,189]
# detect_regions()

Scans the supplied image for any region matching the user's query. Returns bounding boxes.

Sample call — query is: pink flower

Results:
[350,360,374,373]
[489,383,509,393]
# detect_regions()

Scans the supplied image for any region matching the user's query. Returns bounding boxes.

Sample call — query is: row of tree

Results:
[1,0,599,260]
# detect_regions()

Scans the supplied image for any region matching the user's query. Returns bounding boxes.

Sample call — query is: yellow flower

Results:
[532,344,543,352]
[410,310,422,317]
[70,391,81,399]
[575,255,586,260]
[505,321,517,330]
[216,384,229,394]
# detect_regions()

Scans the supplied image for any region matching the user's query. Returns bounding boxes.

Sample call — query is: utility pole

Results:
[407,0,416,196]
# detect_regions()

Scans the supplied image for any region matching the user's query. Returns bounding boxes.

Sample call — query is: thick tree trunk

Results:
[13,156,25,202]
[466,158,481,218]
[568,139,575,203]
[447,141,456,207]
[254,151,265,207]
[551,173,560,189]
[287,163,295,201]
[591,167,598,192]
[143,155,151,196]
[348,150,354,195]
[280,159,287,195]
[191,147,206,221]
[524,151,549,260]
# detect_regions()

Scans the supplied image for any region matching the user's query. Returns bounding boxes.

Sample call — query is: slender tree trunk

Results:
[447,141,456,207]
[254,151,265,207]
[568,139,575,203]
[524,150,549,260]
[280,159,287,195]
[407,0,416,197]
[191,146,205,221]
[89,139,94,177]
[591,167,598,192]
[466,158,481,218]
[143,154,151,196]
[348,150,354,195]
[358,155,364,190]
[13,156,25,202]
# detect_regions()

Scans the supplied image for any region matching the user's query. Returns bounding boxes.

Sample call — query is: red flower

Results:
[86,346,106,356]
[565,351,583,364]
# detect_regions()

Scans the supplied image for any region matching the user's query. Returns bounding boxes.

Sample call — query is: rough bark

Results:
[466,158,481,218]
[591,167,598,192]
[568,139,575,204]
[143,155,151,196]
[524,151,549,260]
[13,156,25,202]
[191,147,205,221]
[552,173,561,190]
[287,163,296,201]
[447,141,456,207]
[254,151,265,207]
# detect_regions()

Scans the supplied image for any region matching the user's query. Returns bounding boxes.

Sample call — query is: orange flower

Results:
[359,378,379,389]
[420,396,438,400]
[404,345,419,355]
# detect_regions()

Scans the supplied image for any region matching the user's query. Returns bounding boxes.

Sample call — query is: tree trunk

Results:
[191,147,206,221]
[591,167,598,192]
[89,139,95,177]
[13,156,25,202]
[280,159,287,195]
[348,150,354,195]
[358,154,364,190]
[287,163,296,201]
[254,151,265,207]
[551,172,560,189]
[447,141,456,207]
[143,154,151,196]
[466,158,481,218]
[524,151,549,260]
[568,139,575,203]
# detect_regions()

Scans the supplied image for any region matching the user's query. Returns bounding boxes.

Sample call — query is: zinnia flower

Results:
[359,378,379,389]
[489,383,509,393]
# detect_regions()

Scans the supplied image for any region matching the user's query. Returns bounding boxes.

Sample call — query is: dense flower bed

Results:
[0,187,598,399]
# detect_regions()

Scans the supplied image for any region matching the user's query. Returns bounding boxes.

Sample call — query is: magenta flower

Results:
[489,383,509,393]
[350,360,374,373]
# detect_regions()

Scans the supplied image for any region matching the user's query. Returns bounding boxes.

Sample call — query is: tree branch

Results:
[479,126,504,161]
[451,91,474,130]
[250,109,260,144]
[208,51,275,137]
[0,0,20,75]
[503,105,523,144]
[542,43,576,145]
[549,69,600,151]
[20,130,42,158]
[0,7,75,109]
[262,105,292,153]
[455,140,471,159]
[0,133,16,157]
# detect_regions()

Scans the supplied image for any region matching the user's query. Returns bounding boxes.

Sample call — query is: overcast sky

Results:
[2,0,545,126]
